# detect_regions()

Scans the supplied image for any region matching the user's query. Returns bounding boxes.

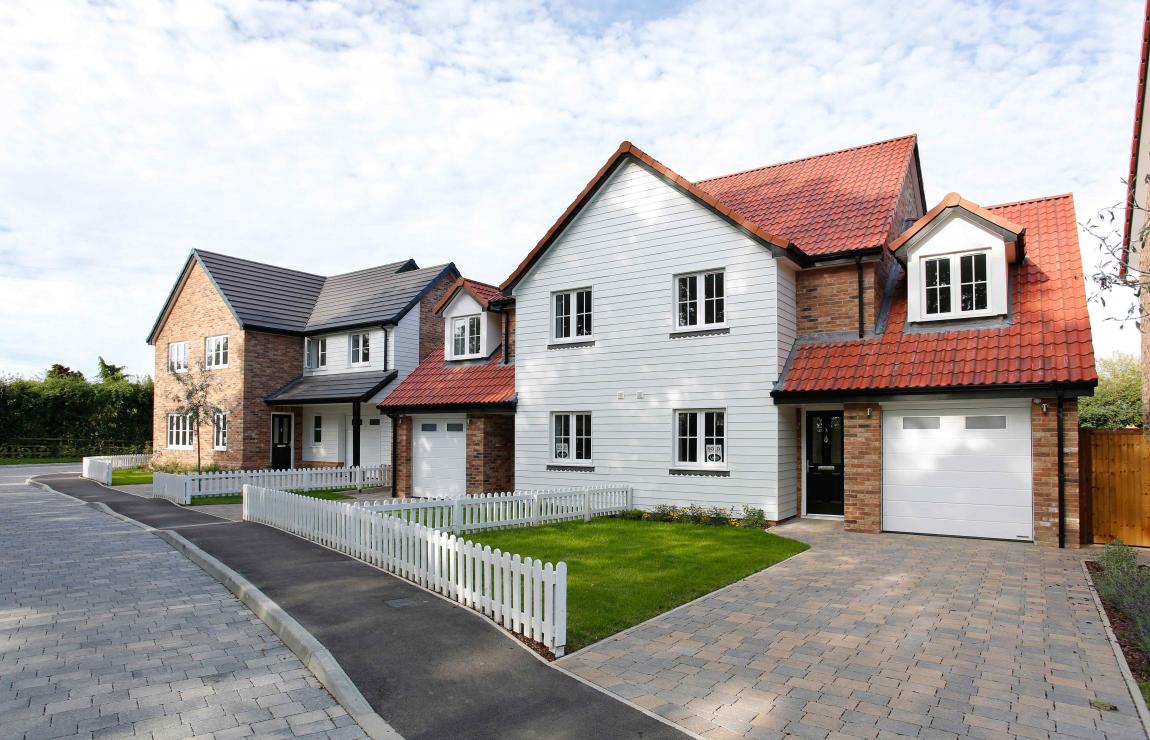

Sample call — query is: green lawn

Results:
[111,467,153,486]
[189,487,356,506]
[0,456,82,465]
[1142,681,1150,705]
[469,518,808,651]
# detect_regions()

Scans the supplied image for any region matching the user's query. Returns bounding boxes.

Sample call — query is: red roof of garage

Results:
[775,194,1097,396]
[378,352,515,410]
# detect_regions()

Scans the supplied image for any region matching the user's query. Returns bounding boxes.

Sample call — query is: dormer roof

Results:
[434,277,505,315]
[889,192,1025,262]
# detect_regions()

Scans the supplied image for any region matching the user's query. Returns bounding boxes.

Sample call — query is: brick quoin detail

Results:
[393,416,413,498]
[466,414,515,493]
[1032,398,1081,548]
[796,263,878,336]
[843,403,881,533]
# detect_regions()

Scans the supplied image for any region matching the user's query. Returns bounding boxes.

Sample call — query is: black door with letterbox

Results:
[805,411,844,516]
[271,414,293,470]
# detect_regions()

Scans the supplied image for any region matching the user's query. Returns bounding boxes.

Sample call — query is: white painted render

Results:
[440,291,500,360]
[905,212,1010,323]
[511,159,796,516]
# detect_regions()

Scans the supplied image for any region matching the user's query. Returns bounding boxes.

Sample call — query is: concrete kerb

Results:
[1081,561,1150,737]
[29,477,399,740]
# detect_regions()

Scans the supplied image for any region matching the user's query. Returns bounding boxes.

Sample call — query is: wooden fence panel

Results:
[1086,429,1150,547]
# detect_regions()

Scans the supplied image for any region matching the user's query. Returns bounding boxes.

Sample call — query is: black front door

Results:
[806,411,844,515]
[271,414,293,470]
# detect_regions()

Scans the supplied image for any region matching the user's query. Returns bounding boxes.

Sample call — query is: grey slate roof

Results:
[266,370,398,404]
[147,250,457,343]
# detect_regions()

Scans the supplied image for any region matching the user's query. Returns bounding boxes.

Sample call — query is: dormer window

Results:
[922,251,990,318]
[452,315,482,358]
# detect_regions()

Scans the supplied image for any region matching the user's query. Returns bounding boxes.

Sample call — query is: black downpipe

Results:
[351,402,361,468]
[388,412,398,498]
[856,256,865,338]
[1057,394,1066,549]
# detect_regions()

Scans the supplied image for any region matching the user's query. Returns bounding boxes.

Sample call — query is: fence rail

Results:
[358,486,632,534]
[1082,429,1150,547]
[244,485,569,655]
[150,465,391,505]
[81,453,153,485]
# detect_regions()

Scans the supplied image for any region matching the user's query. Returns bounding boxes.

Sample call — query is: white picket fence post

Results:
[582,489,591,522]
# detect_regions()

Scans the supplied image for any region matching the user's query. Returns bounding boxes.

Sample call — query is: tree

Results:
[1082,195,1147,330]
[168,362,228,472]
[45,364,85,381]
[1079,353,1143,429]
[96,356,128,383]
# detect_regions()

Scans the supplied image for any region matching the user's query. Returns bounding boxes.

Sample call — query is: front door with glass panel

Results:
[806,411,844,516]
[271,414,293,470]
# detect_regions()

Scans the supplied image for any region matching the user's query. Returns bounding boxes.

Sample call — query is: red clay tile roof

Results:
[378,352,515,409]
[695,135,920,257]
[433,277,505,314]
[889,192,1024,254]
[776,194,1097,395]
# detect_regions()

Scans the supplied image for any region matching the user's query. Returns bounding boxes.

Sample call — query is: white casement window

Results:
[167,341,189,373]
[922,252,990,318]
[552,288,593,341]
[675,409,726,467]
[205,335,229,368]
[167,413,193,449]
[350,332,370,364]
[451,315,483,358]
[676,270,725,329]
[313,415,323,444]
[212,413,228,451]
[552,412,592,463]
[305,337,327,369]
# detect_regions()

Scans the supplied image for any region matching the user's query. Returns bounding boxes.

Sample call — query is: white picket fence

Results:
[151,465,391,505]
[81,453,152,485]
[244,485,569,655]
[359,486,632,534]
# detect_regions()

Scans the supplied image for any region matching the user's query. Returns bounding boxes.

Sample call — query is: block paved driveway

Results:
[0,471,365,740]
[560,519,1148,740]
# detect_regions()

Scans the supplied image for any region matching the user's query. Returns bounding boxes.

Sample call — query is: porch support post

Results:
[352,402,362,467]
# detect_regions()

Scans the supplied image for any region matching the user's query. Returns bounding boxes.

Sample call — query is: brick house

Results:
[493,136,1096,548]
[379,278,516,496]
[147,250,458,470]
[1122,0,1150,431]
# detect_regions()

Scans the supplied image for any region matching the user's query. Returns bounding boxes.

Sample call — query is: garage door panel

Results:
[882,403,1032,541]
[413,415,466,498]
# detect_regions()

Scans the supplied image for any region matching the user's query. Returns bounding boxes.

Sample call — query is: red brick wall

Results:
[152,260,245,469]
[503,307,516,362]
[393,415,413,497]
[843,403,882,533]
[418,270,459,362]
[466,414,515,493]
[242,331,305,469]
[796,262,879,336]
[1033,398,1082,548]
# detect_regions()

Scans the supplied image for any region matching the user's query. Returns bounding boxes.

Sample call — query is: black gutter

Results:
[771,380,1097,404]
[1057,393,1066,549]
[855,255,865,338]
[378,402,517,415]
[806,245,883,264]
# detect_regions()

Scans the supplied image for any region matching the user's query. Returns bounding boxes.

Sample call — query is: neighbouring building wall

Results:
[242,330,305,469]
[1032,397,1081,548]
[513,158,791,516]
[504,306,516,361]
[842,403,882,533]
[1142,248,1150,434]
[152,260,245,469]
[795,261,879,336]
[466,414,515,493]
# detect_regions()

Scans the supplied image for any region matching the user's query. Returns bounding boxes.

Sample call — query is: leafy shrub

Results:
[704,506,730,525]
[1095,540,1150,655]
[683,504,707,524]
[616,509,645,521]
[739,507,768,529]
[649,504,679,522]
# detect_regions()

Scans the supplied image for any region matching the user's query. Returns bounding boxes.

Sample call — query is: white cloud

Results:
[0,0,1141,379]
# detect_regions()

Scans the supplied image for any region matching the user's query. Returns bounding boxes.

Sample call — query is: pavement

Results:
[0,468,365,740]
[560,518,1148,740]
[34,474,686,740]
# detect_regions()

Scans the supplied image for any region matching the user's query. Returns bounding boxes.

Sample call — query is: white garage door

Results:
[882,402,1032,541]
[413,415,466,498]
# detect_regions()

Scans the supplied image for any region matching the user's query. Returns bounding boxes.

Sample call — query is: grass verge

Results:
[111,467,153,486]
[469,517,808,652]
[189,487,356,506]
[0,457,82,465]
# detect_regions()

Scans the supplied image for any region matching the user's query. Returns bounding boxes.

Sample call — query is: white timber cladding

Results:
[302,327,392,376]
[302,405,345,464]
[441,291,500,360]
[393,306,421,383]
[905,212,1009,323]
[512,159,797,516]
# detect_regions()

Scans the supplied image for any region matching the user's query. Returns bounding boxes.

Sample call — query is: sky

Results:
[0,0,1143,380]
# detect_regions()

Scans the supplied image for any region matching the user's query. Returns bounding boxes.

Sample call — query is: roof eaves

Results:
[388,263,460,324]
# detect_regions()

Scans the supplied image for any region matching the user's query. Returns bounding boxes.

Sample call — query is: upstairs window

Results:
[205,335,229,368]
[213,413,228,451]
[959,253,988,312]
[168,341,188,373]
[922,251,991,319]
[553,288,592,341]
[451,315,482,358]
[552,412,592,463]
[350,332,370,364]
[305,337,327,369]
[676,270,725,329]
[675,409,726,467]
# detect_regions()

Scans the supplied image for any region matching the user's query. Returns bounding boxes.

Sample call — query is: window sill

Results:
[450,353,485,361]
[669,467,730,477]
[206,365,228,370]
[168,446,194,451]
[547,340,596,350]
[669,326,730,339]
[547,464,595,472]
[213,447,227,452]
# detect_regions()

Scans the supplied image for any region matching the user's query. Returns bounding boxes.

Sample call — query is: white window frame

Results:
[305,337,327,369]
[205,335,229,369]
[167,341,189,373]
[212,412,228,451]
[350,332,371,365]
[551,412,592,464]
[167,413,194,450]
[313,415,323,444]
[918,250,995,321]
[674,269,726,331]
[673,408,727,470]
[551,288,593,343]
[451,315,483,359]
